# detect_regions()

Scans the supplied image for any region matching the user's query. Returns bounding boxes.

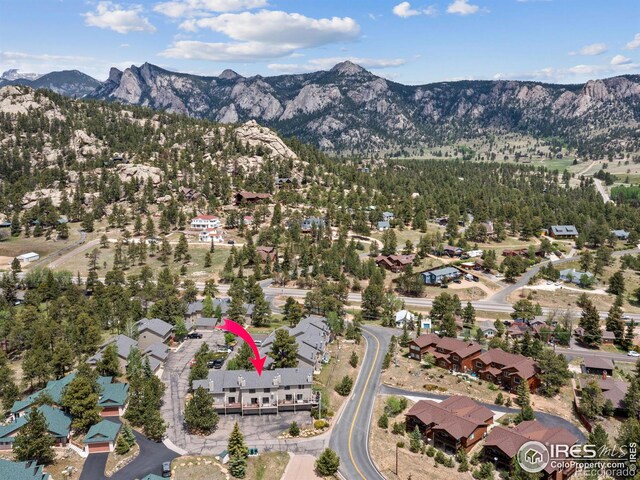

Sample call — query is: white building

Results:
[465,250,483,258]
[419,316,432,332]
[199,229,224,243]
[15,252,39,263]
[395,310,416,328]
[191,215,221,230]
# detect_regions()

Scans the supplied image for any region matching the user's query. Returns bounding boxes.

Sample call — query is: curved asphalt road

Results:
[80,419,178,480]
[329,325,393,480]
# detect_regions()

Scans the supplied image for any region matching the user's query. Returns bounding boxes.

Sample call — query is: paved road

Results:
[329,325,393,480]
[593,178,612,203]
[79,418,178,480]
[380,385,586,443]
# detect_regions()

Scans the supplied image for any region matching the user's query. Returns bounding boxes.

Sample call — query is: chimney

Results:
[209,380,214,391]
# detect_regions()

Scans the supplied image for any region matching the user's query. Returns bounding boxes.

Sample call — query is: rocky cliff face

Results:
[28,60,636,152]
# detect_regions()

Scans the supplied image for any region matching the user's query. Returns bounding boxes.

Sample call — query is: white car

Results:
[622,315,631,320]
[628,351,640,357]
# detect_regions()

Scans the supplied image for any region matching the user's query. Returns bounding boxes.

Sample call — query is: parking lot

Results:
[160,328,323,456]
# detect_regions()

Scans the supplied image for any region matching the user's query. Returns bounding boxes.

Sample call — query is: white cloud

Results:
[267,57,407,74]
[392,2,437,18]
[611,54,632,65]
[494,61,638,83]
[447,0,480,15]
[153,0,267,18]
[626,33,640,50]
[393,2,420,17]
[160,41,292,62]
[168,11,359,62]
[569,43,607,56]
[83,2,156,34]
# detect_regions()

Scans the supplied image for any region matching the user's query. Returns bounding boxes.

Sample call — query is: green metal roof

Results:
[98,382,129,407]
[84,420,121,444]
[141,475,165,480]
[11,373,77,414]
[0,406,71,442]
[0,459,50,480]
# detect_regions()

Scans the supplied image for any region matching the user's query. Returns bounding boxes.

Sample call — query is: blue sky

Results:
[1,0,639,84]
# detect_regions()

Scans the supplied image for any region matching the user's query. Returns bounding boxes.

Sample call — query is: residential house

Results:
[0,405,72,451]
[300,217,326,232]
[408,334,482,372]
[199,229,224,243]
[478,321,497,338]
[506,322,530,340]
[179,187,201,202]
[376,254,415,273]
[421,266,463,285]
[190,215,221,230]
[136,318,173,351]
[405,396,494,453]
[441,245,463,257]
[377,221,390,231]
[574,328,616,345]
[83,420,121,454]
[0,459,50,480]
[235,191,270,205]
[260,316,330,372]
[472,348,540,392]
[192,367,317,415]
[143,343,169,372]
[549,225,579,239]
[576,377,628,415]
[612,229,630,241]
[256,246,277,263]
[395,310,415,328]
[276,177,295,188]
[97,377,129,417]
[419,316,432,332]
[502,248,529,257]
[582,356,614,376]
[559,268,594,285]
[383,211,394,221]
[484,420,578,480]
[463,249,483,259]
[243,215,253,226]
[16,252,39,263]
[88,335,138,373]
[10,373,78,420]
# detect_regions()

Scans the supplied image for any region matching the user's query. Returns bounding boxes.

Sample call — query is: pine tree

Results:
[622,320,636,351]
[13,408,55,465]
[251,290,271,327]
[409,426,422,452]
[608,270,625,296]
[269,330,299,368]
[143,409,167,442]
[61,364,102,433]
[606,297,625,344]
[462,302,476,325]
[579,299,602,347]
[96,343,121,377]
[227,294,247,325]
[315,448,340,476]
[228,422,248,478]
[515,381,535,423]
[580,381,605,419]
[185,387,219,434]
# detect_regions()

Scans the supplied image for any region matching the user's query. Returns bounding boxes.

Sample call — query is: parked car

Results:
[212,358,224,369]
[186,332,203,339]
[227,240,235,245]
[162,461,171,477]
[628,351,640,357]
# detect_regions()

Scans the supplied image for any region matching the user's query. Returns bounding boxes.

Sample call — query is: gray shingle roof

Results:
[551,225,578,236]
[145,342,169,361]
[137,318,173,338]
[193,367,314,393]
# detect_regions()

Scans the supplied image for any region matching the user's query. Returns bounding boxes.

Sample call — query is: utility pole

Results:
[395,443,399,476]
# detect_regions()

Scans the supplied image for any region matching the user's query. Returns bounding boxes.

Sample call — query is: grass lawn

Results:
[315,338,365,418]
[530,157,575,171]
[246,451,290,480]
[171,456,227,480]
[0,228,84,271]
[247,314,286,334]
[54,243,230,280]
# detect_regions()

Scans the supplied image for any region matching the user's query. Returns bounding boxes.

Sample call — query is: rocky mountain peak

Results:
[331,61,367,76]
[219,69,243,80]
[107,67,123,84]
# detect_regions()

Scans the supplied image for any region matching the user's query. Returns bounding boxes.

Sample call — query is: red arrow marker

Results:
[216,318,267,375]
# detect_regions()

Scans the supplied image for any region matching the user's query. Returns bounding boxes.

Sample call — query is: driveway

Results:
[79,418,179,480]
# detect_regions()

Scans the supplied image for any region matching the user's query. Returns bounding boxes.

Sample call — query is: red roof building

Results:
[405,396,494,453]
[409,334,482,372]
[473,348,540,392]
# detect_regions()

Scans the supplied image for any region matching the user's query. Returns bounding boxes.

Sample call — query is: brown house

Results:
[582,356,614,376]
[375,254,416,272]
[235,191,270,205]
[473,348,540,392]
[409,334,482,372]
[484,420,578,480]
[256,246,277,263]
[405,396,493,453]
